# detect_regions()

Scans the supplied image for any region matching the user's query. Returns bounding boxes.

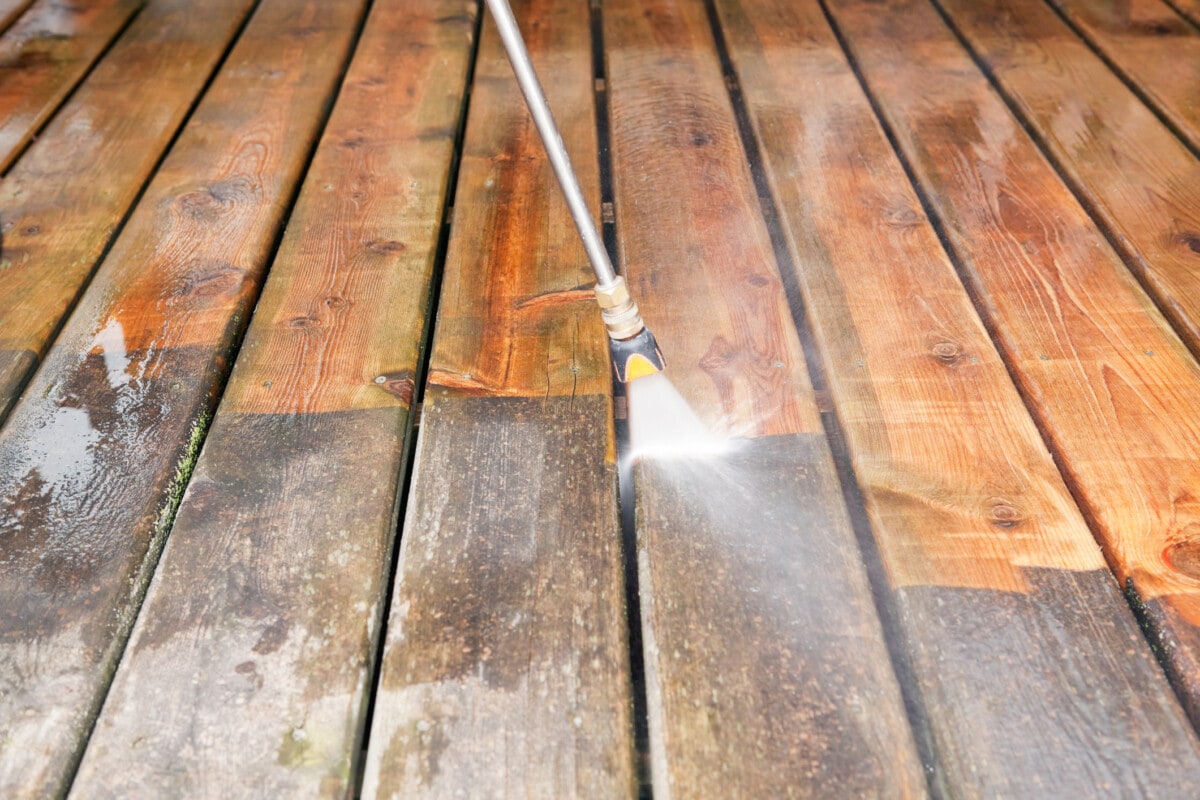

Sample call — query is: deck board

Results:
[0,0,143,172]
[0,0,260,423]
[1046,0,1200,154]
[724,0,1200,793]
[830,0,1200,735]
[360,0,637,796]
[932,0,1200,376]
[0,0,366,794]
[2,0,1200,794]
[605,0,925,796]
[66,2,476,796]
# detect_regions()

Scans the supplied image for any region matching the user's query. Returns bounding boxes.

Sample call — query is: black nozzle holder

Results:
[610,327,665,384]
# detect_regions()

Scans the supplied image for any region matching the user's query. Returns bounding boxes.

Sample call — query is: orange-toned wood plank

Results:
[835,0,1200,735]
[0,0,260,424]
[1047,0,1200,153]
[360,1,637,796]
[605,0,926,795]
[0,0,143,172]
[68,3,475,796]
[1167,0,1200,26]
[933,0,1200,389]
[717,0,1200,792]
[0,0,367,795]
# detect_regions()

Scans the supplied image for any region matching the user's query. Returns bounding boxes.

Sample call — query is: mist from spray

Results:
[626,373,728,460]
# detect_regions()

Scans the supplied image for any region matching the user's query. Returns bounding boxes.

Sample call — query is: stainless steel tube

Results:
[485,0,618,288]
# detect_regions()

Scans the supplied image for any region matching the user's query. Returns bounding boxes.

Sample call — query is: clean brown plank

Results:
[0,0,366,795]
[67,3,475,797]
[932,0,1200,386]
[604,0,926,796]
[0,0,261,424]
[1048,0,1200,153]
[360,0,637,796]
[1167,0,1200,26]
[828,0,1200,733]
[716,0,1200,793]
[0,0,143,172]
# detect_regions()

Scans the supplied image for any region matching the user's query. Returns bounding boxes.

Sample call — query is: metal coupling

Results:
[594,276,645,341]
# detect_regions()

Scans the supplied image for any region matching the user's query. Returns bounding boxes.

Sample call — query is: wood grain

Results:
[0,0,366,795]
[1047,0,1200,153]
[933,0,1200,378]
[605,0,926,796]
[0,0,260,423]
[67,3,476,797]
[361,0,637,796]
[827,0,1200,729]
[0,0,143,172]
[718,0,1200,792]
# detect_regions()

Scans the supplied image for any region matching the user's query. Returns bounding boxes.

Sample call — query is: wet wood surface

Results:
[830,0,1200,735]
[4,0,1200,795]
[1046,0,1200,153]
[605,0,925,796]
[67,2,476,797]
[933,0,1200,372]
[0,0,143,172]
[360,1,636,797]
[0,0,366,794]
[0,0,260,422]
[723,0,1200,794]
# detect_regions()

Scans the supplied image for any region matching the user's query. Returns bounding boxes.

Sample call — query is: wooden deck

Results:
[2,0,1200,796]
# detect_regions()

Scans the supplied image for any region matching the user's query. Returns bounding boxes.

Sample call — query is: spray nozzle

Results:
[595,277,664,383]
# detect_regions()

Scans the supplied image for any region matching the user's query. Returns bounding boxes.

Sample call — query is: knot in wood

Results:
[931,340,963,364]
[988,501,1024,528]
[1164,537,1200,582]
[1174,231,1200,255]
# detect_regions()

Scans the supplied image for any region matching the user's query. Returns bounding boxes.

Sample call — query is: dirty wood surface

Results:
[727,0,1200,794]
[1046,0,1200,154]
[934,0,1200,368]
[0,1,35,35]
[0,0,143,172]
[0,0,366,794]
[3,0,1200,795]
[830,0,1200,736]
[606,0,926,796]
[67,2,476,797]
[360,0,637,797]
[0,0,260,422]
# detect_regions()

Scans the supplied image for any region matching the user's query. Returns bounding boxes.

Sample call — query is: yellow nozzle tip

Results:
[624,353,662,382]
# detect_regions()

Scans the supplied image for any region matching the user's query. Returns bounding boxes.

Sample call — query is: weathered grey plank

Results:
[361,0,637,796]
[0,0,367,795]
[67,1,477,796]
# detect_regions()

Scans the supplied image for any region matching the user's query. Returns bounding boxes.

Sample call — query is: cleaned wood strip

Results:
[717,0,1200,793]
[605,0,926,795]
[0,0,143,172]
[361,0,637,796]
[0,0,366,795]
[0,0,261,424]
[1167,0,1200,26]
[0,0,35,34]
[932,0,1200,392]
[68,3,476,797]
[827,0,1200,732]
[1047,0,1200,154]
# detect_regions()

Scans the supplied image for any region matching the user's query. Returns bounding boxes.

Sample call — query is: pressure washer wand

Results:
[486,0,665,383]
